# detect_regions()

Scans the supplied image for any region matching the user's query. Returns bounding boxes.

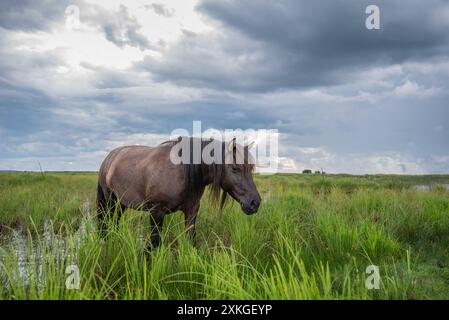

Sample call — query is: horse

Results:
[96,136,261,248]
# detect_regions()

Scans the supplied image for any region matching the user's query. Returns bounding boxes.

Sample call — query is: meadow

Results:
[0,172,449,299]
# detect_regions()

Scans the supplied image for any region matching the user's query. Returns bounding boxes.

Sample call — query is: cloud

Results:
[0,0,448,173]
[281,146,429,175]
[141,0,449,92]
[0,1,155,50]
[100,4,151,50]
[146,3,175,18]
[0,0,70,31]
[391,80,440,98]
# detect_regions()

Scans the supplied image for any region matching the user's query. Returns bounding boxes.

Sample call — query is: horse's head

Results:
[220,139,261,215]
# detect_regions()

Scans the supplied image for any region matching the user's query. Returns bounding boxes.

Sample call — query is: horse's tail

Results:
[96,182,109,236]
[96,182,106,212]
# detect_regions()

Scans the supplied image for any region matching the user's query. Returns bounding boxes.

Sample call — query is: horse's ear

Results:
[227,137,236,152]
[245,141,255,150]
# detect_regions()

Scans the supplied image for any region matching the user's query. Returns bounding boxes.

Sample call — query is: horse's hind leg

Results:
[184,202,200,244]
[108,193,126,226]
[148,210,165,250]
[96,183,125,236]
[96,183,109,236]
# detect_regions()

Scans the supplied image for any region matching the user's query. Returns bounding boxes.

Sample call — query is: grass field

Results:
[0,172,449,299]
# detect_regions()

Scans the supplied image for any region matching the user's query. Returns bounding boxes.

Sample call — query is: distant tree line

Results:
[302,169,326,175]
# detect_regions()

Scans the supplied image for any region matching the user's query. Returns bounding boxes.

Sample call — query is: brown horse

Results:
[97,137,261,248]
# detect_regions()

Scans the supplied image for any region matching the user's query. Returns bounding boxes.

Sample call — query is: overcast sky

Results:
[0,0,448,174]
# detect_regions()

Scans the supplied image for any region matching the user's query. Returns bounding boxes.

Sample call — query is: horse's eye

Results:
[232,166,239,173]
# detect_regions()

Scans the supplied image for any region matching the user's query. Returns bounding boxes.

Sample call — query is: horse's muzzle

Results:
[241,197,261,215]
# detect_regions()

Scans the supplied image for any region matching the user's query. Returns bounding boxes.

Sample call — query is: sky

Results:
[0,0,448,174]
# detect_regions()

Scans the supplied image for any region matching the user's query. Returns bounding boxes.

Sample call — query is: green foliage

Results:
[0,172,448,299]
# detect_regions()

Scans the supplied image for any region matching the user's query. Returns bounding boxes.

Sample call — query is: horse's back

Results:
[99,145,184,210]
[99,145,153,183]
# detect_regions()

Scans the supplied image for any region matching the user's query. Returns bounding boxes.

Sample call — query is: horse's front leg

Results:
[184,202,200,243]
[148,210,165,250]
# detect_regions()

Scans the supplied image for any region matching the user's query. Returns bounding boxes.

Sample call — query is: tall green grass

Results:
[0,172,449,299]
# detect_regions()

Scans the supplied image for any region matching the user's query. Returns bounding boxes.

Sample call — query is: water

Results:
[0,200,150,291]
[414,184,449,191]
[0,200,93,288]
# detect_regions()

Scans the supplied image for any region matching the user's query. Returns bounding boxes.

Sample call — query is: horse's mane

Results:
[160,137,255,208]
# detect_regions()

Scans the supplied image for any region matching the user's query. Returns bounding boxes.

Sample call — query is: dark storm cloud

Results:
[0,0,448,173]
[143,0,449,92]
[0,1,153,50]
[0,0,70,31]
[101,5,150,50]
[146,3,175,18]
[0,86,54,137]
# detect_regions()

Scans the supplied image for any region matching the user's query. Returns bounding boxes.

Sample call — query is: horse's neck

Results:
[201,165,214,186]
